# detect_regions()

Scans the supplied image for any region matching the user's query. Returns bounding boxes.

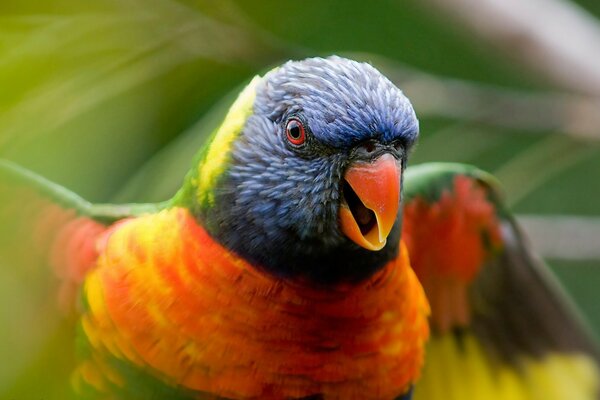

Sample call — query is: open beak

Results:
[339,153,401,251]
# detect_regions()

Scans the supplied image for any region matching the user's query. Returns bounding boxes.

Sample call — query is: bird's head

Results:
[177,56,419,284]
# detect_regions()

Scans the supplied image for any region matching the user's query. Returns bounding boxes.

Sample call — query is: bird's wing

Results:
[402,162,600,400]
[0,159,168,398]
[0,159,165,302]
[0,159,166,223]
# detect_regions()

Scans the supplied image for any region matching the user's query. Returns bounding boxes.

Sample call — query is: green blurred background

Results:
[1,0,599,398]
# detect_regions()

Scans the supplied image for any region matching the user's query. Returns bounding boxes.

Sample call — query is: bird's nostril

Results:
[362,141,376,153]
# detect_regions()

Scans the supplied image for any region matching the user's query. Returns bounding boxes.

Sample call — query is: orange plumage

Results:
[77,207,429,399]
[403,175,502,284]
[402,175,502,332]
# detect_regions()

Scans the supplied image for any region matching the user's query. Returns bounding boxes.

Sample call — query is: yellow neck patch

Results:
[196,75,262,207]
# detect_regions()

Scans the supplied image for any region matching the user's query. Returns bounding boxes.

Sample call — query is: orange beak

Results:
[339,153,401,251]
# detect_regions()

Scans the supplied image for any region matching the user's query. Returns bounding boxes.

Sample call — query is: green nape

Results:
[172,75,263,214]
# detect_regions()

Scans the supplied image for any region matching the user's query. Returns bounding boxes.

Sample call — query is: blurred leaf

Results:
[112,82,244,202]
[0,0,287,201]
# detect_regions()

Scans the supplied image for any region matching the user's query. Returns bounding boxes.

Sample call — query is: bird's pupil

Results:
[289,125,301,139]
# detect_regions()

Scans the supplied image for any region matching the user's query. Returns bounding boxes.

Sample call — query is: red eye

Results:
[286,118,306,145]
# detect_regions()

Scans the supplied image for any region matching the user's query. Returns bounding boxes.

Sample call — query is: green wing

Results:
[0,158,167,310]
[403,162,600,400]
[0,159,166,223]
[0,159,168,400]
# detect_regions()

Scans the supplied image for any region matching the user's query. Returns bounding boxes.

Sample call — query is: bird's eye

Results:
[286,118,306,146]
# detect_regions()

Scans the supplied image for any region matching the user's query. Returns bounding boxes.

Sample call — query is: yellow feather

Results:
[197,75,262,207]
[414,334,599,400]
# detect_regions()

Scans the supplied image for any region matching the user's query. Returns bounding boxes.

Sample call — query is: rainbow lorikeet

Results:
[0,56,598,400]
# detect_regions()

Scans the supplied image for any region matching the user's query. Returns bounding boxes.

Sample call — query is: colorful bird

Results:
[0,56,598,400]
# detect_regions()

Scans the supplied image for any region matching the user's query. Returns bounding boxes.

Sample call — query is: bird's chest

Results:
[77,208,429,399]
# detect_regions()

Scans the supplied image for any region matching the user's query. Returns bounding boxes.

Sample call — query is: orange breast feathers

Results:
[81,207,430,399]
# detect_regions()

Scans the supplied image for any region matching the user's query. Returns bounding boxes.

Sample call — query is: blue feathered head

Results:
[186,56,419,284]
